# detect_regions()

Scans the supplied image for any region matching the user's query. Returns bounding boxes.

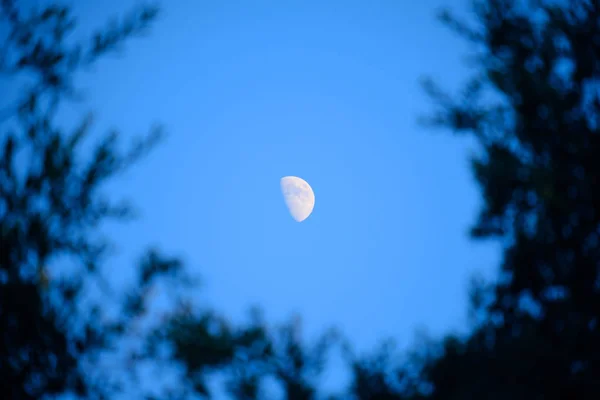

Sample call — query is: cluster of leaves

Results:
[413,0,600,398]
[0,1,189,399]
[158,311,338,399]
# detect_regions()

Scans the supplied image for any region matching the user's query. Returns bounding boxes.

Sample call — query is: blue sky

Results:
[69,0,500,361]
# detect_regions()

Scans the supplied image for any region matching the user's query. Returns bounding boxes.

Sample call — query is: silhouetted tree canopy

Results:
[411,0,600,398]
[0,1,191,398]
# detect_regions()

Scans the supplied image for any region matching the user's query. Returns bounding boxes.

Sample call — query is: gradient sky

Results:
[66,0,500,377]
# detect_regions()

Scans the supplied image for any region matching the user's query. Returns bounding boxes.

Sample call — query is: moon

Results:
[280,176,315,222]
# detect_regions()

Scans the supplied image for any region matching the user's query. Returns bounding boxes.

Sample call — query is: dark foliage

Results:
[0,1,189,399]
[413,0,600,398]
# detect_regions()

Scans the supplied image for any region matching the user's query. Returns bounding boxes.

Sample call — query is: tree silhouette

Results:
[407,0,600,398]
[162,308,338,399]
[0,2,196,398]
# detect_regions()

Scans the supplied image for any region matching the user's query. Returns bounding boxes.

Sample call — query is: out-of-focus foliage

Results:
[160,309,339,399]
[0,1,191,398]
[410,0,600,398]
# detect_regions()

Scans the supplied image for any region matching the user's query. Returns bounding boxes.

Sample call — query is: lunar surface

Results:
[280,176,315,222]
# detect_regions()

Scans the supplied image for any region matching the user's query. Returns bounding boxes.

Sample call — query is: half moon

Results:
[280,176,315,222]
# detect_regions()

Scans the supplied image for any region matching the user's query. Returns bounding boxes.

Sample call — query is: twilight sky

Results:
[67,0,499,372]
